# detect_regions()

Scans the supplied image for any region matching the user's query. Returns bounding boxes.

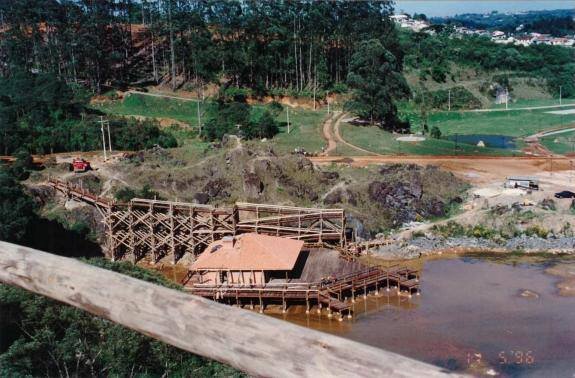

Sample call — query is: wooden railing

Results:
[0,242,463,377]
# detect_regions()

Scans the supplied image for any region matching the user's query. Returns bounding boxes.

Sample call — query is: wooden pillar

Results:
[259,290,263,313]
[148,202,156,263]
[232,205,239,236]
[189,207,195,255]
[276,208,281,236]
[169,203,176,264]
[106,207,115,261]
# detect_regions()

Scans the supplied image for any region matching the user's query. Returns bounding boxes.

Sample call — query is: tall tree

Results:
[346,39,409,130]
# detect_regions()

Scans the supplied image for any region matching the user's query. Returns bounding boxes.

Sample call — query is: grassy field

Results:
[94,92,328,155]
[271,108,327,154]
[541,130,575,155]
[339,122,517,156]
[424,107,575,137]
[94,93,202,125]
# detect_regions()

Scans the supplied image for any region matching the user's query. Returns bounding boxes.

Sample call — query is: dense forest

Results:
[0,0,410,145]
[0,0,399,94]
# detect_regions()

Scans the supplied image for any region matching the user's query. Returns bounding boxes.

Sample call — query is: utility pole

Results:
[107,119,112,153]
[287,107,291,134]
[560,85,562,105]
[99,116,111,154]
[197,100,202,135]
[505,87,509,111]
[448,89,451,112]
[100,117,108,162]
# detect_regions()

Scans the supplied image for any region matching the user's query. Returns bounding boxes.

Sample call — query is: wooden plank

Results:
[0,242,458,378]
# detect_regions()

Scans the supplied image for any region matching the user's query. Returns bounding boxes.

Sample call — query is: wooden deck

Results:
[185,265,420,317]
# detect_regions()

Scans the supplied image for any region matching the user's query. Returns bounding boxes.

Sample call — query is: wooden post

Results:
[258,291,264,313]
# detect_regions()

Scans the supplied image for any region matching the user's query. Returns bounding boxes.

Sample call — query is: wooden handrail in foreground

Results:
[0,242,463,377]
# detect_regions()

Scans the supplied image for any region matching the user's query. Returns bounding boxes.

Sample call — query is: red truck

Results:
[72,158,91,173]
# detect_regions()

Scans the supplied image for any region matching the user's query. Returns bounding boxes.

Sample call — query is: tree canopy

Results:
[0,0,399,95]
[346,39,409,130]
[0,258,240,377]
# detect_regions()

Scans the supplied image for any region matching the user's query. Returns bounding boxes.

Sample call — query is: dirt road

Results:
[310,155,573,184]
[321,112,338,155]
[331,112,383,156]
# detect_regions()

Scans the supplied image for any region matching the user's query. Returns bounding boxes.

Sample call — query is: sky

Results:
[394,1,575,17]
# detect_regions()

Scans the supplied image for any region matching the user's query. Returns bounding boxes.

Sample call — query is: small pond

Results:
[447,134,516,149]
[274,255,575,377]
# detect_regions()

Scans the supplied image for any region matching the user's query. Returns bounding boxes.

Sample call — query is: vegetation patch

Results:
[0,259,240,377]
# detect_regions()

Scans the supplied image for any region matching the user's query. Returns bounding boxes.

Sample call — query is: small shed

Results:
[190,233,305,286]
[505,176,539,190]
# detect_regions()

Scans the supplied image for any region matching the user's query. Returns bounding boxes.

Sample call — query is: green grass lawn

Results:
[541,130,575,155]
[271,108,327,154]
[95,92,327,155]
[342,102,575,156]
[94,92,202,126]
[424,107,575,137]
[339,122,518,156]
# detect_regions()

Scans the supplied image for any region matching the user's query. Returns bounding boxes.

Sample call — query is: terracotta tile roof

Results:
[190,233,304,271]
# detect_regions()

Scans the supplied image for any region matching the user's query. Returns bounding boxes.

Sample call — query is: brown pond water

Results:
[268,255,575,377]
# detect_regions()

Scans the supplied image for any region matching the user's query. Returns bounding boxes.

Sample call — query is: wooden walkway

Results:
[186,265,420,317]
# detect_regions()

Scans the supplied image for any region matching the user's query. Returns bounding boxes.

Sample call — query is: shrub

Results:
[466,224,497,239]
[432,221,465,238]
[525,225,549,239]
[430,126,442,139]
[115,185,161,202]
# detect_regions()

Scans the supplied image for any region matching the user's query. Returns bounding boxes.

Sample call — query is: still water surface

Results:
[271,256,575,377]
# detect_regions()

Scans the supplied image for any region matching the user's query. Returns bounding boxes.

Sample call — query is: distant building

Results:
[189,233,305,286]
[391,14,430,32]
[514,35,534,47]
[505,176,539,190]
[550,37,574,47]
[390,14,409,22]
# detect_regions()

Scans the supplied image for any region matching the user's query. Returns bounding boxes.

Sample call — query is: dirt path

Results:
[310,155,573,184]
[332,112,384,156]
[321,112,338,156]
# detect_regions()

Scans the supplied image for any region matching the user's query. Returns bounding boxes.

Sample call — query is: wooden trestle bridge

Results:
[49,179,348,263]
[185,265,420,317]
